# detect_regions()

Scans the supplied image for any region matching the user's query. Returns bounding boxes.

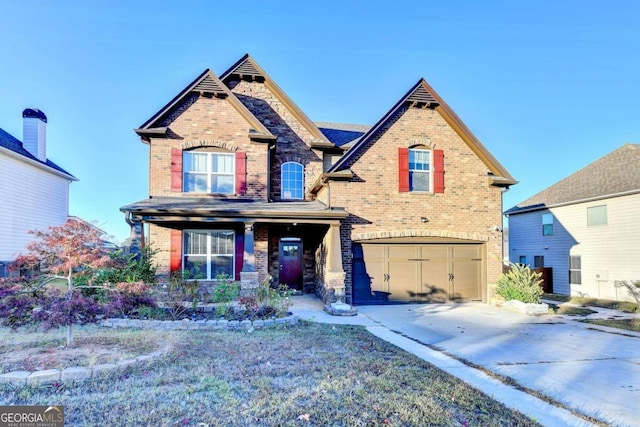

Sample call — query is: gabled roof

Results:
[315,122,370,148]
[134,68,274,143]
[220,54,334,148]
[328,79,517,187]
[0,127,76,180]
[506,143,640,215]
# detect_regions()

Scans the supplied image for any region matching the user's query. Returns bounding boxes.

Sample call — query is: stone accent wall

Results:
[228,80,324,201]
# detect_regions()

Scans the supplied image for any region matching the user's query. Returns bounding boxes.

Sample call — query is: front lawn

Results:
[0,322,539,426]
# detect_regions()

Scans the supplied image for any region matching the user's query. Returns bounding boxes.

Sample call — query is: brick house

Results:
[121,54,516,304]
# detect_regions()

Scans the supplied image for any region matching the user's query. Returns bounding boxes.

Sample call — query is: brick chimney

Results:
[22,108,47,162]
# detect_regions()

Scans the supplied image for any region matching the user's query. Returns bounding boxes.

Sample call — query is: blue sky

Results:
[2,1,639,243]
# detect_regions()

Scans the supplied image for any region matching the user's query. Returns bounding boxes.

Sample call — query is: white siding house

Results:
[0,109,77,275]
[505,144,640,302]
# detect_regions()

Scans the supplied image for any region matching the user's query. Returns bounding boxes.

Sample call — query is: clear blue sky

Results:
[2,1,639,244]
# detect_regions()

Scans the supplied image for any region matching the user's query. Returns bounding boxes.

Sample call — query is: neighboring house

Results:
[67,216,120,252]
[121,54,516,305]
[0,109,77,276]
[505,144,640,302]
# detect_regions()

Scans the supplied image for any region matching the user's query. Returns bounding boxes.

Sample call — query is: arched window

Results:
[281,162,303,199]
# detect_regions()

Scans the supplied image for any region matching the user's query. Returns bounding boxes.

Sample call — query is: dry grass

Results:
[0,322,540,426]
[581,318,640,332]
[543,293,637,313]
[546,304,598,316]
[0,325,163,373]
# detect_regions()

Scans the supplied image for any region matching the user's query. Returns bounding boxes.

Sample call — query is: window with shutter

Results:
[399,147,445,193]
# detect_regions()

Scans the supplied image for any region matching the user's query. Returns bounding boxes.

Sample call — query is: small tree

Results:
[14,219,112,345]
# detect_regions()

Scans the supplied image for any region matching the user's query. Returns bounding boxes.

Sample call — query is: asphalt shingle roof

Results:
[0,127,75,178]
[121,197,348,219]
[315,122,370,147]
[506,143,640,214]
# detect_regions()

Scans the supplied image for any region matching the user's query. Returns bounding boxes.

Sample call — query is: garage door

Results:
[352,243,484,304]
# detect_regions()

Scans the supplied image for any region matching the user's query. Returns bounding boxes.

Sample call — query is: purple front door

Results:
[279,239,302,290]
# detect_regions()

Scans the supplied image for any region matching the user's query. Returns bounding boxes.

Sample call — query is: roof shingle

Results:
[506,143,640,214]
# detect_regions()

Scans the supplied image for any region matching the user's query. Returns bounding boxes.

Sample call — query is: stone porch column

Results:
[240,222,259,293]
[325,223,346,300]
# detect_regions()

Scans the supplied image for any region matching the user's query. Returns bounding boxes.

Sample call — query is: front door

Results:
[279,239,302,290]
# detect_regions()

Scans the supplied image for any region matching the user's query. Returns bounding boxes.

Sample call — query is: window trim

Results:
[183,151,235,194]
[569,255,582,285]
[587,205,607,227]
[281,161,304,200]
[409,148,432,192]
[182,229,235,281]
[542,213,554,236]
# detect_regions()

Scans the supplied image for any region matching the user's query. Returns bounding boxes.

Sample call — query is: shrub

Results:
[615,280,640,312]
[496,263,544,304]
[211,274,239,303]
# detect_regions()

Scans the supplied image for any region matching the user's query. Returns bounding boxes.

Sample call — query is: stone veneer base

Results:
[323,305,358,316]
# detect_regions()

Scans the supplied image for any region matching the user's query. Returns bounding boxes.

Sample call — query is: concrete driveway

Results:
[290,296,640,427]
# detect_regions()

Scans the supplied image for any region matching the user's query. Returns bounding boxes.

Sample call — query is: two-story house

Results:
[505,144,640,302]
[0,109,77,276]
[121,54,516,305]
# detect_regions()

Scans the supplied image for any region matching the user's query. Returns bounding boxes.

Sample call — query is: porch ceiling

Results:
[121,197,347,223]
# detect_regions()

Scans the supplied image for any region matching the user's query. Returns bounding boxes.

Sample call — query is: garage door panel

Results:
[354,243,484,304]
[362,245,387,293]
[388,261,418,301]
[452,260,481,300]
[420,260,449,302]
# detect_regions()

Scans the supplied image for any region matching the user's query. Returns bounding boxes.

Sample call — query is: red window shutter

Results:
[235,231,244,281]
[235,151,246,195]
[169,229,182,272]
[398,147,409,192]
[433,149,445,193]
[171,148,183,192]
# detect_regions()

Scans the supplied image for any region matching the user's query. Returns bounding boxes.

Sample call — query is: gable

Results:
[506,143,640,214]
[134,69,274,143]
[220,54,333,148]
[329,79,516,188]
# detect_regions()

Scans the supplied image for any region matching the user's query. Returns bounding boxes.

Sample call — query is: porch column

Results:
[323,223,356,315]
[240,222,259,293]
[325,223,346,297]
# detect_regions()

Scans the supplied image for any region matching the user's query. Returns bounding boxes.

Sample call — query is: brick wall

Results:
[147,94,269,199]
[328,107,505,294]
[228,80,324,201]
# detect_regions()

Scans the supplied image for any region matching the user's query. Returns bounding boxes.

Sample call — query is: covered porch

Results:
[121,197,348,302]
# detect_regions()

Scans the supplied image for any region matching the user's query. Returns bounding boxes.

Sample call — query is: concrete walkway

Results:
[290,296,640,427]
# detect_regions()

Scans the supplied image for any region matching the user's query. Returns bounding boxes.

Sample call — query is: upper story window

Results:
[587,205,607,226]
[542,213,554,236]
[398,147,444,193]
[183,151,234,194]
[409,149,431,192]
[281,162,304,199]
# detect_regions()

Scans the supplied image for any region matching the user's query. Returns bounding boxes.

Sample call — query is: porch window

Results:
[281,162,304,199]
[183,230,234,280]
[183,151,234,194]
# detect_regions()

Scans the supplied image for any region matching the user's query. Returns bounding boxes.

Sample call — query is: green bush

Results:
[496,263,544,304]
